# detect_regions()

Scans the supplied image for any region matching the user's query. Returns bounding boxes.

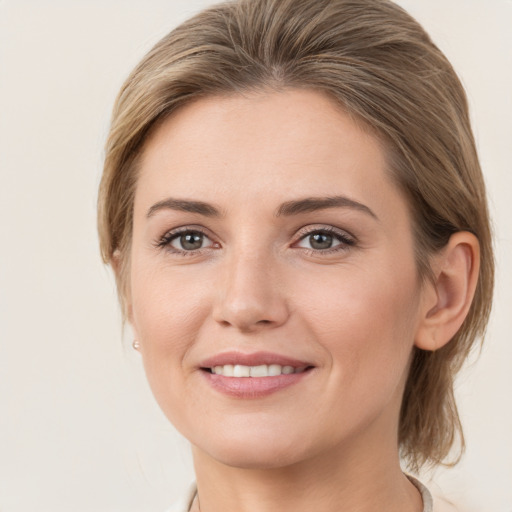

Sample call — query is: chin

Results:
[210,446,307,470]
[193,428,314,470]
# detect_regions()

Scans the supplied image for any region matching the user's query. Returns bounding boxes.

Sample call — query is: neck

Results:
[191,417,423,512]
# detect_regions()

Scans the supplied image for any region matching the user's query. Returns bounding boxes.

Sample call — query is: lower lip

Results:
[201,369,312,398]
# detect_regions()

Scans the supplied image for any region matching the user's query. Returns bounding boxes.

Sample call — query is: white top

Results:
[166,475,458,512]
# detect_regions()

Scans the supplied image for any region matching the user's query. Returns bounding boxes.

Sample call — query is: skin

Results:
[125,89,479,512]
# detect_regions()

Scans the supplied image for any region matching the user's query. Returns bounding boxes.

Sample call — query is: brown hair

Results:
[98,0,494,471]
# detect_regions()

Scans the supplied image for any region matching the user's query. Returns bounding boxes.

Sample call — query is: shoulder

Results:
[406,474,460,512]
[165,482,197,512]
[168,479,462,512]
[432,494,459,512]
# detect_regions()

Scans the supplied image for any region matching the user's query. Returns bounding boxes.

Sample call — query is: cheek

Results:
[129,262,209,431]
[129,258,212,403]
[130,255,208,345]
[295,261,421,391]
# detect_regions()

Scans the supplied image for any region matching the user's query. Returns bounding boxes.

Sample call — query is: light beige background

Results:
[0,1,510,511]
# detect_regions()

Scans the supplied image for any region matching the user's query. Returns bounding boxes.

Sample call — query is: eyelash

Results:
[294,225,356,255]
[155,225,356,256]
[155,226,217,256]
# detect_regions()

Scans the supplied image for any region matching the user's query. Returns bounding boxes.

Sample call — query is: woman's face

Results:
[129,89,427,469]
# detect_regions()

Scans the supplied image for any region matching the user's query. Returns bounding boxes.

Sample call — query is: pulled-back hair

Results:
[98,0,494,471]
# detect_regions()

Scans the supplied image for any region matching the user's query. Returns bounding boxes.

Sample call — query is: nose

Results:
[212,248,290,333]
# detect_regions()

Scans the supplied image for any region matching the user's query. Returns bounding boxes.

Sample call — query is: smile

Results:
[199,351,315,399]
[199,352,315,398]
[208,364,309,377]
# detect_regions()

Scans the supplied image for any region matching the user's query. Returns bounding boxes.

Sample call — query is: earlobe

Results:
[415,232,480,351]
[111,249,122,279]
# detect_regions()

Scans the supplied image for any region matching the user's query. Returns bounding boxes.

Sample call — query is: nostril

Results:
[213,292,290,331]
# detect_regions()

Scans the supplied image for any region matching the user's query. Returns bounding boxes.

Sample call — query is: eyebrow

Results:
[276,196,378,220]
[146,195,378,220]
[147,198,222,218]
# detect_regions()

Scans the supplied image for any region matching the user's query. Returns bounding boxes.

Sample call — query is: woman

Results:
[97,0,494,510]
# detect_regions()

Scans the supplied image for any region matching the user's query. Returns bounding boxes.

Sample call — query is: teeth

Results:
[268,364,282,376]
[233,364,250,377]
[250,364,268,377]
[222,364,234,377]
[211,364,306,377]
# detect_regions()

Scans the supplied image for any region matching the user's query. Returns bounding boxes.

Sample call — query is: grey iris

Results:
[181,232,203,250]
[309,233,333,250]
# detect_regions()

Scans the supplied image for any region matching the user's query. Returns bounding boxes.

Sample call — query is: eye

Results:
[295,227,355,252]
[157,228,217,253]
[171,231,208,251]
[300,232,338,250]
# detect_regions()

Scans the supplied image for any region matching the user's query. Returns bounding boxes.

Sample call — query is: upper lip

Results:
[200,351,313,369]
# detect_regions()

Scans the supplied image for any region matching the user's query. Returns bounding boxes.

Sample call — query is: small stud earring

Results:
[132,339,140,351]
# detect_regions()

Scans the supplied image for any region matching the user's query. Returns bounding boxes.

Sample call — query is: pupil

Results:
[310,233,332,250]
[181,232,203,250]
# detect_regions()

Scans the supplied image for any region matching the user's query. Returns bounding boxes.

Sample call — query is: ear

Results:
[415,232,480,351]
[111,249,122,279]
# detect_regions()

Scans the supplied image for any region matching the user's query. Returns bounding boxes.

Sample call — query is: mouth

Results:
[202,364,311,377]
[198,351,315,398]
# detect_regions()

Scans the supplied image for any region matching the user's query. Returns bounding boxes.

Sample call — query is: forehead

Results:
[136,89,402,221]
